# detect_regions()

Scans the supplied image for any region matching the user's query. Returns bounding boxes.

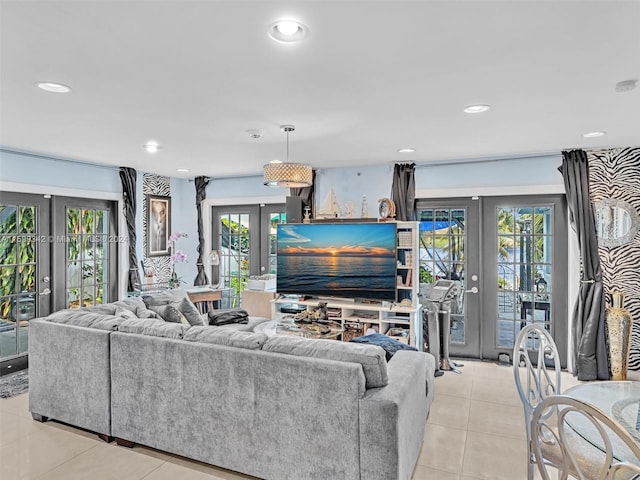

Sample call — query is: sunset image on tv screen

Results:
[276,223,397,301]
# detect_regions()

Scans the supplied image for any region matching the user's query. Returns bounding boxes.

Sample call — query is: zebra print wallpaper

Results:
[588,147,640,374]
[142,174,172,283]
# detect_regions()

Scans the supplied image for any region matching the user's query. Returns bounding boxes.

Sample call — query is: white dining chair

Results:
[513,323,563,479]
[531,394,640,480]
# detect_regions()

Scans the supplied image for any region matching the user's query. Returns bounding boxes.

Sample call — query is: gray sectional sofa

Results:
[29,291,436,480]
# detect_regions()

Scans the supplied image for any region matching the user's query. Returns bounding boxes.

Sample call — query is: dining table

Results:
[564,380,640,465]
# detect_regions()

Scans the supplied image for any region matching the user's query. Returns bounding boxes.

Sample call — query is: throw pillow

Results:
[142,290,205,326]
[262,336,388,389]
[149,304,190,325]
[141,289,187,307]
[178,297,206,326]
[350,333,417,361]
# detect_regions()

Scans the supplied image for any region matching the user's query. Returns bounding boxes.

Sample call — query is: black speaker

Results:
[285,196,303,223]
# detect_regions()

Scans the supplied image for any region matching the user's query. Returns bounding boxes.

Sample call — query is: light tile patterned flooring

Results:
[0,360,583,480]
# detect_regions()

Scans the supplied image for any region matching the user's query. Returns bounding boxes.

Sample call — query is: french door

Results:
[51,197,118,311]
[416,198,481,358]
[211,204,285,308]
[417,195,568,365]
[0,192,51,366]
[482,195,568,366]
[0,192,118,369]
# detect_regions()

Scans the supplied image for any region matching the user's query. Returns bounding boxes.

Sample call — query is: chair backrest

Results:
[531,394,640,480]
[513,323,562,440]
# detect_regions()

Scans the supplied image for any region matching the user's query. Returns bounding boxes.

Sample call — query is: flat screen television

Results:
[276,222,397,302]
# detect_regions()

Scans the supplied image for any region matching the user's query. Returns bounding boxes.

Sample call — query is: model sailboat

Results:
[316,187,341,219]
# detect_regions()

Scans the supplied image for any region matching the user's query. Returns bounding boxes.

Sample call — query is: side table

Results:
[186,287,224,314]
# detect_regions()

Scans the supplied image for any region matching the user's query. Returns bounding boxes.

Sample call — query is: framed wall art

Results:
[147,195,171,257]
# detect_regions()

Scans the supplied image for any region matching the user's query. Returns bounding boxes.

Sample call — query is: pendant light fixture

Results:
[263,125,313,188]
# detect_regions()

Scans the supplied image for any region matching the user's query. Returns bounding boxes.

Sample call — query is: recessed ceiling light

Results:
[176,168,189,173]
[398,148,416,153]
[615,80,637,93]
[144,141,161,153]
[464,104,491,114]
[583,131,606,138]
[36,82,71,93]
[268,20,308,43]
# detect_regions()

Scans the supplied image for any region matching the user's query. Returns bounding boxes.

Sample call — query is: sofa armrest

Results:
[358,350,435,480]
[28,318,112,436]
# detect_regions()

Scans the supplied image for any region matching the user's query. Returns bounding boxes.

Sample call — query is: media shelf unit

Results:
[271,297,422,349]
[271,221,422,349]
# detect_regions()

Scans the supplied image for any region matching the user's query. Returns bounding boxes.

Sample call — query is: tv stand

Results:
[271,297,422,350]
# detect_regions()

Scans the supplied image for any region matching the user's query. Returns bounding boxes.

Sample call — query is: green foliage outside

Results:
[497,208,548,290]
[0,206,36,320]
[67,208,105,308]
[221,218,250,308]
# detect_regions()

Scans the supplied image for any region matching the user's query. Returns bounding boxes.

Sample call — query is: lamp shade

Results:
[263,162,313,188]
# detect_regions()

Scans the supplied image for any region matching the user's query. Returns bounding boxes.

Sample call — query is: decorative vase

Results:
[605,291,633,381]
[168,270,179,289]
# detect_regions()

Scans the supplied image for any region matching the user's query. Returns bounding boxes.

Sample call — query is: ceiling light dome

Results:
[583,131,606,138]
[36,82,71,93]
[268,20,308,43]
[464,104,491,114]
[144,141,162,153]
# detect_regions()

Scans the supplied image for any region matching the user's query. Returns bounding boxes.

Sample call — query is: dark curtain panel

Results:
[118,167,141,292]
[193,176,211,286]
[289,170,316,218]
[391,163,416,221]
[560,150,608,380]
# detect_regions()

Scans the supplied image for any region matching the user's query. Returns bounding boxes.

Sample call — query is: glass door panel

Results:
[212,204,286,309]
[65,207,110,307]
[52,197,117,312]
[484,195,568,366]
[212,206,260,309]
[417,199,480,358]
[260,205,287,276]
[0,192,51,363]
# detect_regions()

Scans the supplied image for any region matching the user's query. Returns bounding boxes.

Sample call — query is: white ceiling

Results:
[1,0,639,179]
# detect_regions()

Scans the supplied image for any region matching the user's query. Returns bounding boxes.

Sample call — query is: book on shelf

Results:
[397,231,413,248]
[405,269,412,287]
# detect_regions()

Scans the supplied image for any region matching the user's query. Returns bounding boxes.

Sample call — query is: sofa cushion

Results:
[114,307,138,320]
[46,309,124,331]
[350,333,418,361]
[86,304,118,315]
[118,318,187,339]
[184,326,268,350]
[149,304,190,325]
[263,336,388,388]
[142,290,205,326]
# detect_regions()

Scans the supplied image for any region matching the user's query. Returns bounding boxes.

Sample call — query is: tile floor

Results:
[0,360,583,480]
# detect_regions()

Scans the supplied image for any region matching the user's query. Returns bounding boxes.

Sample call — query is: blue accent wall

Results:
[1,149,566,293]
[0,150,121,192]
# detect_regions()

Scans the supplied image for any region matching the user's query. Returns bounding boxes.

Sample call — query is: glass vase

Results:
[168,270,179,289]
[605,291,633,381]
